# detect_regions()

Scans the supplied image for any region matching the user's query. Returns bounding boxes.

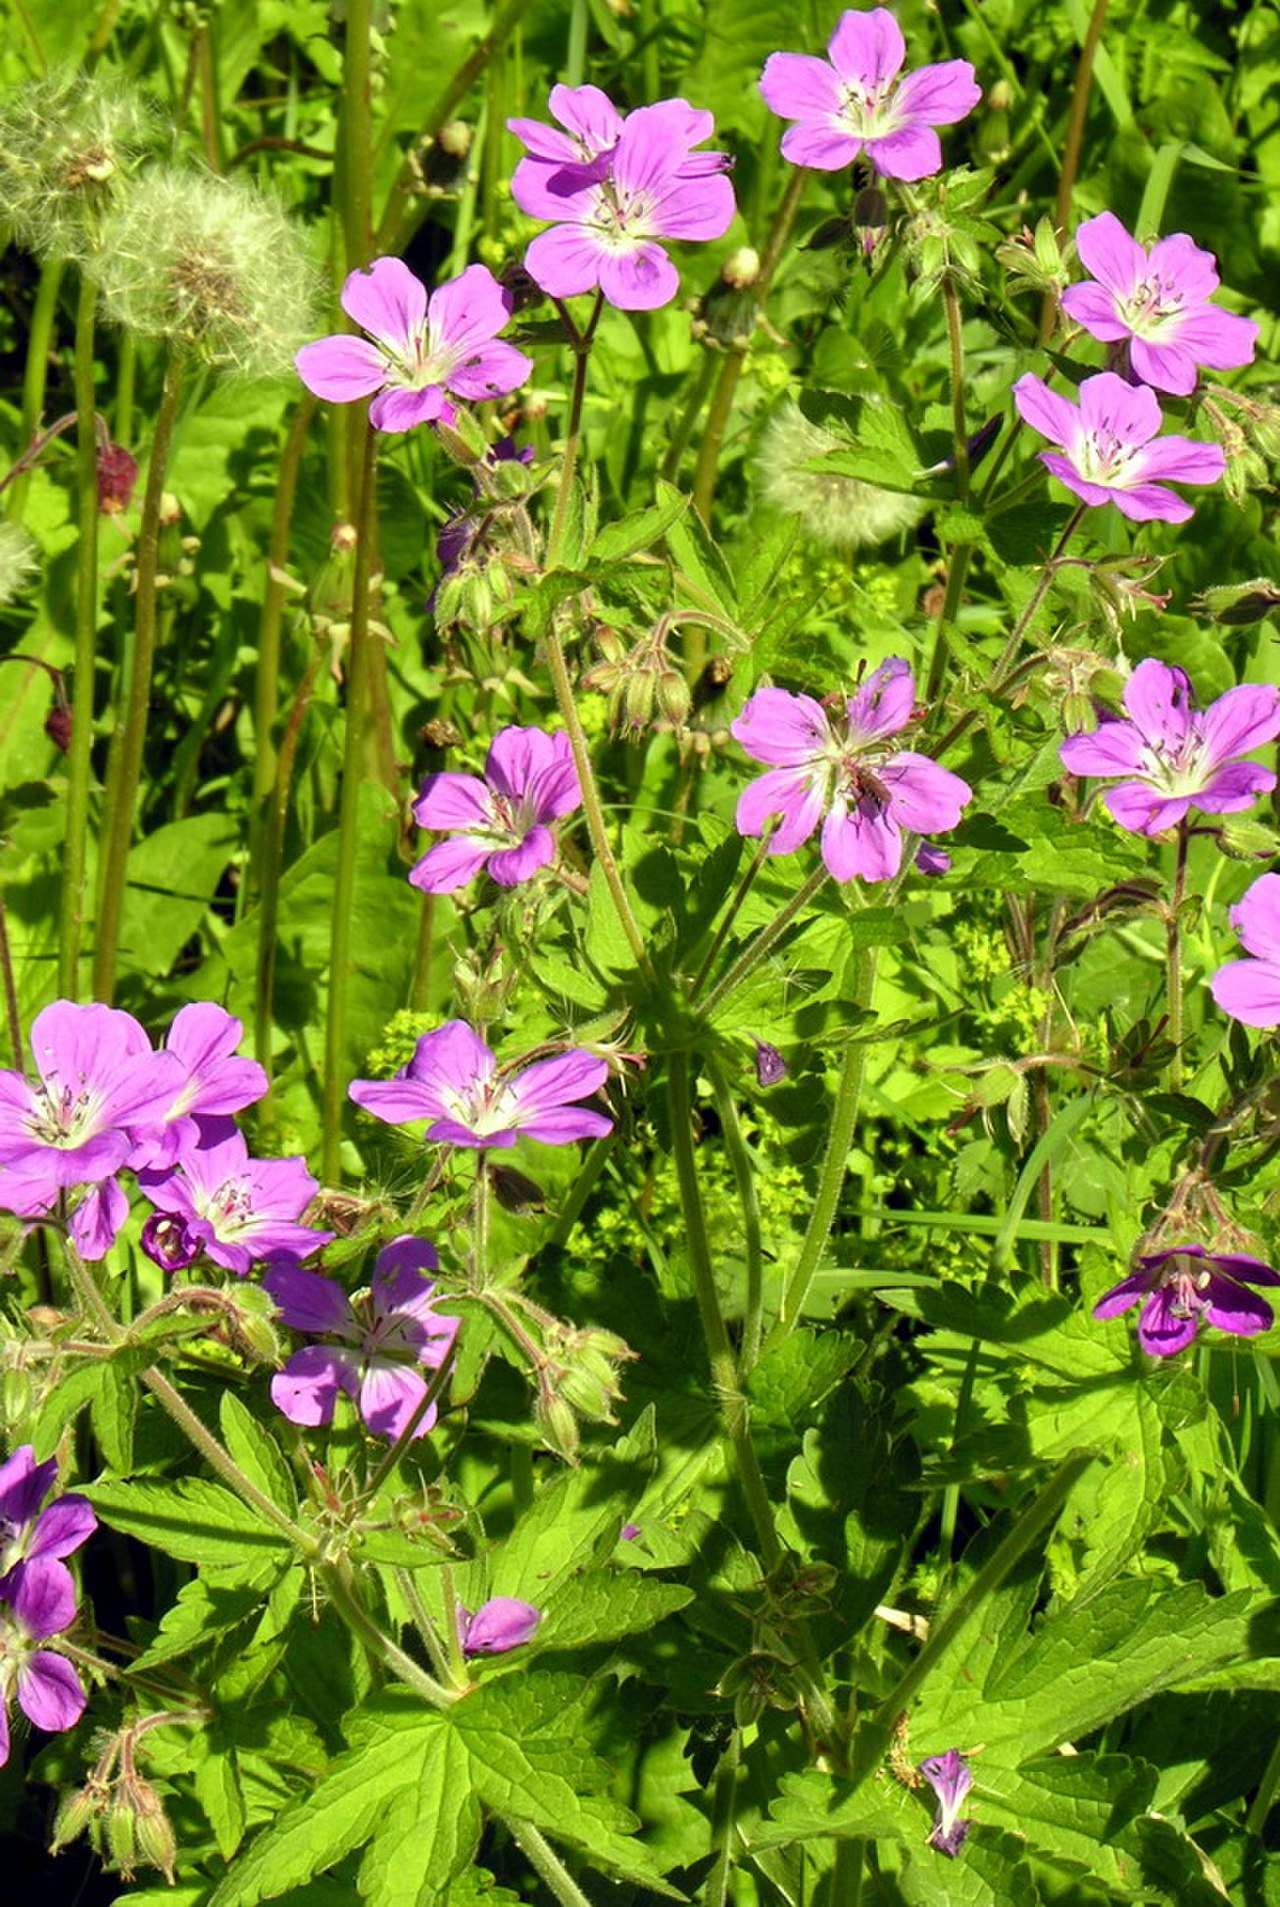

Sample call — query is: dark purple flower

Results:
[410,727,582,893]
[0,1557,89,1767]
[1059,658,1280,836]
[731,658,971,882]
[1061,212,1259,398]
[760,9,981,180]
[458,1596,541,1656]
[755,1042,788,1087]
[296,257,532,433]
[349,1021,613,1150]
[1094,1242,1280,1356]
[139,1127,332,1276]
[0,1447,95,1610]
[264,1236,460,1440]
[0,1002,182,1201]
[510,95,735,311]
[1013,371,1225,523]
[920,1748,973,1857]
[1212,873,1280,1027]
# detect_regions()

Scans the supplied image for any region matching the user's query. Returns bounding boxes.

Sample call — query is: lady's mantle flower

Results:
[731,658,971,882]
[1094,1243,1280,1356]
[264,1237,459,1440]
[759,9,981,181]
[1211,873,1280,1028]
[139,1126,333,1275]
[458,1597,542,1656]
[1059,658,1280,836]
[1013,371,1225,523]
[349,1021,613,1149]
[0,1448,95,1608]
[410,727,582,894]
[296,257,532,432]
[919,1749,974,1858]
[1061,212,1259,398]
[0,1559,89,1768]
[510,98,735,311]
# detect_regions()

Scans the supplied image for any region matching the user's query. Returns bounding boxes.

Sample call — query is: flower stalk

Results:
[58,275,101,1000]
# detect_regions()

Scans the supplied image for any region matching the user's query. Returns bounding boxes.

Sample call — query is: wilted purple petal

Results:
[459,1596,542,1655]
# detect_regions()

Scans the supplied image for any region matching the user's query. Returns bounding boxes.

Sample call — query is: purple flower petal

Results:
[826,7,905,88]
[1074,211,1145,298]
[1137,1287,1199,1357]
[270,1345,360,1428]
[460,1596,542,1656]
[18,1651,86,1733]
[358,1363,435,1439]
[735,766,827,855]
[263,1261,357,1335]
[758,52,845,124]
[732,689,832,767]
[1229,874,1280,960]
[1092,1269,1152,1319]
[524,223,608,300]
[369,385,449,432]
[412,772,494,832]
[877,754,971,834]
[295,335,389,403]
[1060,281,1131,341]
[486,827,556,886]
[845,657,915,743]
[597,243,681,313]
[1211,956,1280,1028]
[1012,374,1080,450]
[893,60,983,126]
[341,256,428,354]
[820,799,902,882]
[867,125,944,182]
[408,837,497,894]
[11,1556,76,1638]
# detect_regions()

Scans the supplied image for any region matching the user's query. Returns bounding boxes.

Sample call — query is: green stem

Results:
[666,1052,779,1568]
[341,0,373,271]
[703,1733,740,1907]
[58,275,100,1001]
[832,1839,863,1906]
[546,291,602,569]
[866,1452,1094,1757]
[361,1340,459,1504]
[707,1058,764,1372]
[1040,0,1109,337]
[255,648,323,1090]
[92,352,185,1004]
[1245,1734,1280,1835]
[1167,818,1189,1092]
[769,949,879,1344]
[942,273,969,505]
[689,827,777,999]
[324,1556,455,1706]
[248,393,316,906]
[662,349,717,484]
[396,1567,465,1690]
[322,423,379,1185]
[507,1819,595,1907]
[691,166,808,527]
[8,258,64,521]
[698,866,828,1019]
[473,1151,490,1286]
[0,890,23,1067]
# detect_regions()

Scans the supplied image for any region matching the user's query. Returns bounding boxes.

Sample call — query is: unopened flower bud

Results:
[458,1596,542,1656]
[534,1391,580,1462]
[654,667,692,728]
[622,670,657,735]
[50,1781,106,1854]
[45,701,73,754]
[722,246,760,290]
[1217,814,1280,862]
[433,404,490,468]
[551,1324,635,1424]
[140,1212,202,1272]
[97,441,139,514]
[1193,578,1280,626]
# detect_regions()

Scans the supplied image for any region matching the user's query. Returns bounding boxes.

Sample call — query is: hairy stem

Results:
[1167,818,1189,1092]
[707,1059,765,1372]
[698,866,828,1018]
[58,277,101,1000]
[8,259,64,522]
[322,423,379,1185]
[92,352,185,1004]
[507,1819,596,1907]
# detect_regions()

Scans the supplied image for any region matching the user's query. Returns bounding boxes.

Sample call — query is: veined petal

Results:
[359,1364,435,1439]
[369,385,447,432]
[1229,874,1280,960]
[846,657,915,743]
[736,767,826,854]
[1198,682,1280,766]
[760,50,846,120]
[1093,1269,1151,1319]
[732,688,831,766]
[1135,434,1226,485]
[820,798,902,882]
[1211,955,1280,1028]
[11,1557,75,1638]
[646,173,736,243]
[1110,481,1195,524]
[547,82,624,155]
[780,121,865,170]
[1059,281,1130,342]
[1073,211,1145,298]
[409,838,495,894]
[1122,658,1192,752]
[1147,231,1219,301]
[487,828,555,886]
[340,256,427,353]
[413,772,493,832]
[1077,371,1162,446]
[524,223,604,300]
[18,1652,85,1733]
[1104,784,1188,835]
[827,7,905,88]
[410,1021,497,1101]
[1059,720,1147,778]
[598,243,680,312]
[880,753,971,833]
[485,727,558,800]
[1202,1279,1274,1336]
[892,59,981,127]
[271,1346,360,1427]
[262,1261,356,1335]
[447,339,533,402]
[1037,452,1118,509]
[427,263,512,359]
[510,1050,610,1118]
[1194,761,1277,812]
[1137,1288,1198,1356]
[1012,374,1078,449]
[295,335,388,403]
[1128,338,1198,397]
[509,1105,613,1144]
[866,125,943,181]
[1174,305,1259,371]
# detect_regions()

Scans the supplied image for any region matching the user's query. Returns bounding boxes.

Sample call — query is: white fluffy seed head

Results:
[0,71,154,262]
[0,522,39,605]
[89,168,320,377]
[756,402,925,550]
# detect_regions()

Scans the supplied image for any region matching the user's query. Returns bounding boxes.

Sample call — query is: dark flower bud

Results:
[97,441,139,513]
[140,1212,203,1272]
[45,702,73,754]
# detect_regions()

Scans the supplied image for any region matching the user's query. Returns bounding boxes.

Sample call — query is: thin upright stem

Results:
[1167,819,1189,1092]
[706,1059,765,1372]
[506,1820,596,1907]
[691,167,808,526]
[689,827,777,999]
[1040,0,1109,337]
[59,275,101,1000]
[8,258,64,522]
[942,274,970,505]
[770,950,879,1344]
[698,866,828,1019]
[322,423,379,1185]
[546,291,603,571]
[92,352,185,1004]
[0,891,23,1068]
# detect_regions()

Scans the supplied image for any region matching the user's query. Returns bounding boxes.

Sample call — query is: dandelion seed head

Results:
[0,522,39,605]
[0,71,154,262]
[756,402,924,550]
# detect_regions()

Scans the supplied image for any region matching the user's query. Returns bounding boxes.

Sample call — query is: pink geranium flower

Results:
[410,727,582,894]
[759,8,981,180]
[1061,212,1259,398]
[264,1237,459,1441]
[1013,371,1225,522]
[731,658,971,882]
[349,1021,613,1150]
[1059,658,1280,836]
[0,1558,89,1768]
[1094,1243,1280,1356]
[138,1125,333,1275]
[510,97,735,310]
[296,257,532,432]
[1211,873,1280,1027]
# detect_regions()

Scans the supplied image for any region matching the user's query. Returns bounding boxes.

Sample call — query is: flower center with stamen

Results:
[1075,420,1143,488]
[589,177,657,251]
[1139,721,1215,799]
[1161,1251,1213,1318]
[25,1080,98,1149]
[839,80,901,140]
[1120,275,1184,339]
[445,1077,522,1137]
